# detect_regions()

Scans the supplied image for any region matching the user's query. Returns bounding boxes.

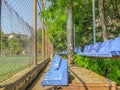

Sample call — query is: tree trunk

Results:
[66,1,73,65]
[98,0,108,41]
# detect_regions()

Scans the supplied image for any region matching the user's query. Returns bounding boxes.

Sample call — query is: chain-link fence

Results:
[0,0,53,82]
[0,0,34,82]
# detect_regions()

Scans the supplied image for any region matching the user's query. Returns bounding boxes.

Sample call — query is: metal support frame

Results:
[92,0,96,44]
[45,34,47,58]
[33,0,37,65]
[74,24,75,49]
[42,0,45,60]
[0,0,2,34]
[48,38,50,58]
[46,36,49,58]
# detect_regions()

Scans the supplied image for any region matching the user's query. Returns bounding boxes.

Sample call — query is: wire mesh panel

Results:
[37,0,42,61]
[0,0,53,82]
[0,0,34,82]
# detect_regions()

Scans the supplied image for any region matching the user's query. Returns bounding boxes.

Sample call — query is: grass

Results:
[0,56,41,82]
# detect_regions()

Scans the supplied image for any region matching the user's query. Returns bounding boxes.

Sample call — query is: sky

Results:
[1,0,42,35]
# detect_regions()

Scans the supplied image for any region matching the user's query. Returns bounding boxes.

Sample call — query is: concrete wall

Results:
[0,59,50,90]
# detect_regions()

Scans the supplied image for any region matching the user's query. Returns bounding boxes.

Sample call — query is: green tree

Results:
[98,0,108,41]
[8,37,22,55]
[43,0,67,51]
[66,0,74,64]
[37,28,42,54]
[43,0,94,48]
[0,32,8,55]
[43,0,120,50]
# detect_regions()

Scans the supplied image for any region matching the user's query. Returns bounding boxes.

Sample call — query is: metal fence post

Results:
[33,0,37,65]
[42,0,45,60]
[45,35,47,58]
[0,0,2,35]
[46,36,49,58]
[48,38,50,58]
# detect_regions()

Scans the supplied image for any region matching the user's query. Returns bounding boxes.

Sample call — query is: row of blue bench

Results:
[59,50,67,55]
[41,54,68,87]
[59,37,120,57]
[75,37,120,57]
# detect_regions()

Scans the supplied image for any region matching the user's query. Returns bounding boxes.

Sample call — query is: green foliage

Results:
[8,38,22,55]
[37,28,42,54]
[73,55,120,85]
[43,0,95,49]
[43,0,120,49]
[0,32,30,55]
[0,32,8,50]
[43,0,67,51]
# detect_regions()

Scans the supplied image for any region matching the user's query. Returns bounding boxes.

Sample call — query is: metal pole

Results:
[47,36,48,58]
[48,38,50,58]
[92,0,96,44]
[74,24,75,49]
[33,0,37,65]
[46,36,48,58]
[42,0,45,60]
[45,34,47,58]
[0,0,2,35]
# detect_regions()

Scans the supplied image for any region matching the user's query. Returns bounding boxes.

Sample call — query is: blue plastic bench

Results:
[77,47,82,55]
[50,55,61,70]
[88,42,101,56]
[80,45,88,56]
[96,39,113,57]
[111,37,120,56]
[74,47,78,53]
[76,37,120,58]
[41,55,68,87]
[59,50,67,55]
[82,44,93,56]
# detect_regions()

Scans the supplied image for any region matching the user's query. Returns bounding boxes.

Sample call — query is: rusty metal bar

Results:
[45,34,48,58]
[42,0,45,60]
[51,43,54,59]
[45,35,47,58]
[47,36,49,58]
[48,38,50,58]
[0,0,2,36]
[0,0,1,56]
[46,36,49,58]
[33,0,37,65]
[47,37,50,58]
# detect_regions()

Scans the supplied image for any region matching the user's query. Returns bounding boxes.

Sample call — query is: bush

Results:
[73,55,120,85]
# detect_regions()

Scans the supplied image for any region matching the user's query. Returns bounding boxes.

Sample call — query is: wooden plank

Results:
[62,65,116,90]
[28,64,117,90]
[117,86,120,90]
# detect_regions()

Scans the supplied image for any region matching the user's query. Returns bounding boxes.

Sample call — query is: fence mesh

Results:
[37,0,42,61]
[0,0,54,82]
[0,0,43,82]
